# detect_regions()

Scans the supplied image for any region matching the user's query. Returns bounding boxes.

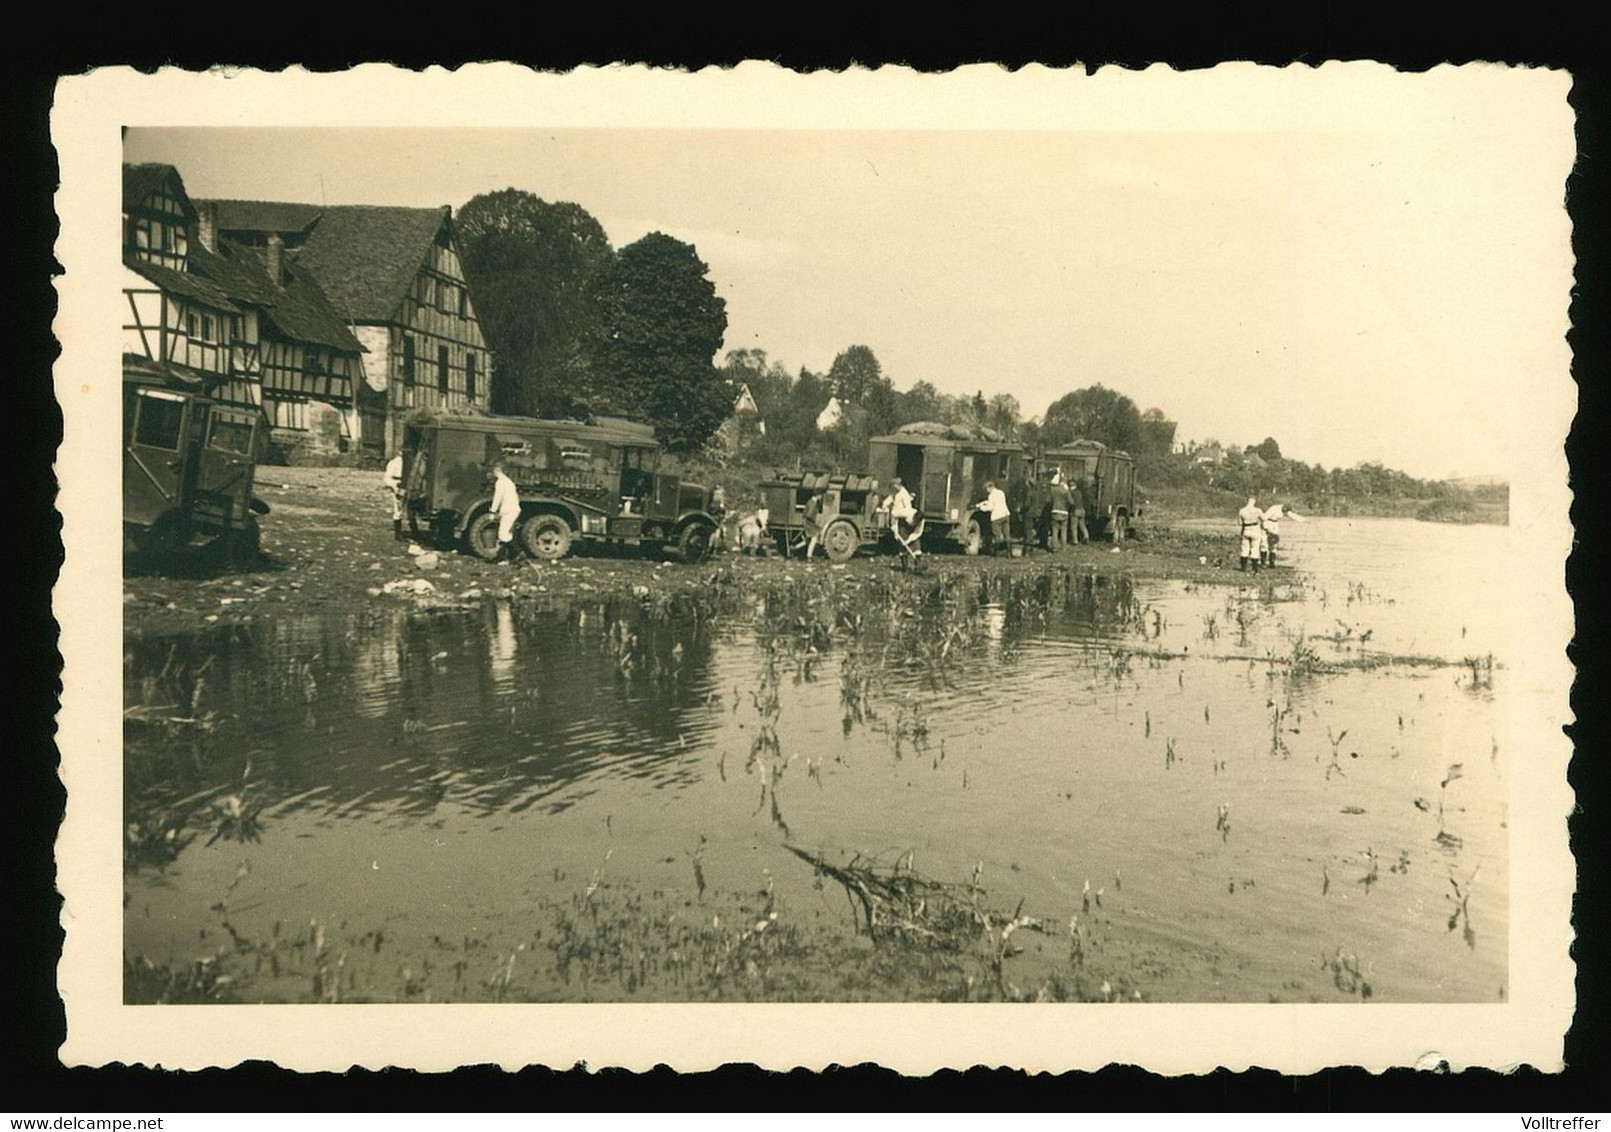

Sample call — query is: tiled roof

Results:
[208,199,324,239]
[190,241,363,354]
[293,205,451,323]
[205,199,452,323]
[123,164,195,220]
[123,255,240,313]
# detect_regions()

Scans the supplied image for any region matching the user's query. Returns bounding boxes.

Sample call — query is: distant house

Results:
[124,164,368,461]
[204,199,493,455]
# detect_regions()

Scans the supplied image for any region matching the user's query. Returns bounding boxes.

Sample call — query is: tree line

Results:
[458,187,1485,509]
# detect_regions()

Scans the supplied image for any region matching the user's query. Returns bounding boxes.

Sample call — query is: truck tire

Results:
[962,518,984,556]
[677,519,715,565]
[522,514,574,561]
[226,518,261,570]
[466,512,503,560]
[823,519,859,563]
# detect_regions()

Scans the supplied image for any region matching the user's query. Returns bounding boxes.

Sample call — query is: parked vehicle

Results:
[759,471,889,562]
[868,424,1027,554]
[123,362,269,566]
[1035,439,1138,541]
[399,409,722,563]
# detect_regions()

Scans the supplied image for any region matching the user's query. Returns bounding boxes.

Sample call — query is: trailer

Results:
[868,425,1027,554]
[400,409,722,563]
[1035,439,1138,541]
[759,471,889,562]
[123,359,269,567]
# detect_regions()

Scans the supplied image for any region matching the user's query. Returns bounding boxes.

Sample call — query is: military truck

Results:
[123,361,269,566]
[399,409,723,563]
[1035,439,1138,541]
[759,471,889,562]
[868,424,1027,554]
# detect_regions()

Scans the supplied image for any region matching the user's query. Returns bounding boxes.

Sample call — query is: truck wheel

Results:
[963,518,984,556]
[677,520,715,565]
[226,518,261,569]
[522,514,573,561]
[466,512,503,560]
[823,519,859,563]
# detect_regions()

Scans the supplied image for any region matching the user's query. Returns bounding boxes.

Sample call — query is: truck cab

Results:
[123,367,267,566]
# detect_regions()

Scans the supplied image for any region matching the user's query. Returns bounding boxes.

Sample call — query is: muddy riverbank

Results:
[124,466,1244,639]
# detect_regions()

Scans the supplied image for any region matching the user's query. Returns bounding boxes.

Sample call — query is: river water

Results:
[123,516,1510,1003]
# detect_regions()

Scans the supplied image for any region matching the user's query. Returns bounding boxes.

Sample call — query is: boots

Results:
[1240,557,1248,572]
[393,519,404,542]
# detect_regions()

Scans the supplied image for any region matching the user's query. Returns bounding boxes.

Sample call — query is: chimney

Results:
[266,234,285,286]
[196,201,219,253]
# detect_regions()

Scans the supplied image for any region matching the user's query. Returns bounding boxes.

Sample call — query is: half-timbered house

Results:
[122,164,256,406]
[187,218,366,460]
[206,200,493,455]
[125,165,370,461]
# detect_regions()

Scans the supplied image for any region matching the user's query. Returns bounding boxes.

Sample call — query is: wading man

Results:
[1238,495,1265,572]
[1261,502,1305,566]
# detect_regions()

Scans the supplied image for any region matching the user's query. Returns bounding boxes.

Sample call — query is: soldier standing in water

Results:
[1238,496,1264,572]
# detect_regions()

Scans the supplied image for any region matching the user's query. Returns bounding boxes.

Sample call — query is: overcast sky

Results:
[122,69,1573,480]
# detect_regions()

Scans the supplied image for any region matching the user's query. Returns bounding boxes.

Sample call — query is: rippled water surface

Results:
[124,517,1510,1002]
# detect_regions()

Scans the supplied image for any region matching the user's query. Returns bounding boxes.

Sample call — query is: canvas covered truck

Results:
[1035,439,1138,541]
[868,424,1027,554]
[123,360,270,566]
[399,409,723,563]
[759,471,890,562]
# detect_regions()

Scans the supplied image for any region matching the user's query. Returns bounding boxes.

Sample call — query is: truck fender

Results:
[455,498,496,540]
[673,510,721,534]
[521,501,582,532]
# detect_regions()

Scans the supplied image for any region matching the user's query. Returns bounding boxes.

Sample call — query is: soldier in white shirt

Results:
[880,477,923,559]
[1238,496,1264,572]
[1261,502,1304,566]
[383,452,405,542]
[974,480,1011,555]
[488,456,521,563]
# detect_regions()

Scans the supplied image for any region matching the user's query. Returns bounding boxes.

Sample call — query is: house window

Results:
[465,352,477,400]
[402,336,415,385]
[186,312,199,339]
[458,287,468,317]
[438,345,451,396]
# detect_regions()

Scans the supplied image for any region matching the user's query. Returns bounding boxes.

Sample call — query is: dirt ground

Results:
[123,465,1250,638]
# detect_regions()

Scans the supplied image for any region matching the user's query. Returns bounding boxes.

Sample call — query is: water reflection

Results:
[125,593,729,834]
[124,551,1508,1003]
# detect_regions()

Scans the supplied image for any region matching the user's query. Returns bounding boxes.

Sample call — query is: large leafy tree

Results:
[455,189,615,417]
[587,232,731,453]
[1041,384,1144,451]
[827,345,898,435]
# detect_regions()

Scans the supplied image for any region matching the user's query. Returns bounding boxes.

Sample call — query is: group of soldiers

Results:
[1016,468,1093,552]
[1236,496,1303,571]
[728,469,1101,563]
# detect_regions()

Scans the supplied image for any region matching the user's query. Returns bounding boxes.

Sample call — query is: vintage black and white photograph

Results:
[55,63,1575,1072]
